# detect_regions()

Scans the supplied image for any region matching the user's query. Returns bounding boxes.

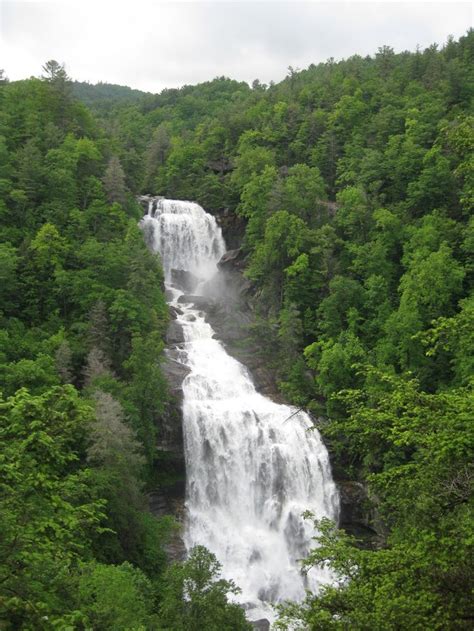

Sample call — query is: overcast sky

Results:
[1,0,472,93]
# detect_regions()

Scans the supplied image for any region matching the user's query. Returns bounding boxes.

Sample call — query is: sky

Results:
[1,0,472,93]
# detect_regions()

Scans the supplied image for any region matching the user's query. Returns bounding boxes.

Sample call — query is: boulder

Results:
[166,320,185,345]
[169,305,183,319]
[217,248,246,270]
[177,294,215,311]
[171,268,199,293]
[250,620,270,631]
[162,355,191,397]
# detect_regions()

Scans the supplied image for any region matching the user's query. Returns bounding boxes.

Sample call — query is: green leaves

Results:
[76,561,155,629]
[247,210,312,284]
[276,337,473,627]
[0,387,106,626]
[30,223,67,269]
[1,31,473,630]
[0,71,174,628]
[159,546,251,631]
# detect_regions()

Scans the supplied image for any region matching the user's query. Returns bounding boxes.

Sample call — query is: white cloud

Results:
[1,1,472,92]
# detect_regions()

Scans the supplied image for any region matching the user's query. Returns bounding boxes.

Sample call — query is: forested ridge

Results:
[71,81,150,112]
[0,63,250,629]
[0,31,473,629]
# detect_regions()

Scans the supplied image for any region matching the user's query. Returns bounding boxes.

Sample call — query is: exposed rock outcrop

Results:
[177,294,216,311]
[166,319,185,345]
[148,489,186,562]
[214,208,246,250]
[169,305,183,318]
[171,268,199,293]
[217,247,246,271]
[149,307,188,562]
[162,352,190,401]
[337,479,388,547]
[193,250,283,401]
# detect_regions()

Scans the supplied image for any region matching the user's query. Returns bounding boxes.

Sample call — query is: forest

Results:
[0,31,473,630]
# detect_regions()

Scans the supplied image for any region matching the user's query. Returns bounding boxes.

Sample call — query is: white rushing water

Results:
[142,198,339,623]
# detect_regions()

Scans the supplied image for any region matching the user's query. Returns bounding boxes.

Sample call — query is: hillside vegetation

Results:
[71,80,150,112]
[0,65,249,630]
[0,32,473,629]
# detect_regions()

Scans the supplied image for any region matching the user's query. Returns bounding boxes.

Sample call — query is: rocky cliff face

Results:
[214,207,247,250]
[147,312,189,562]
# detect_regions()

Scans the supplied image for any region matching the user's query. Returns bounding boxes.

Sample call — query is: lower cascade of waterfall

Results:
[141,198,339,624]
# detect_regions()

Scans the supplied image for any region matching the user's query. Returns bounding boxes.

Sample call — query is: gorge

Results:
[1,31,472,628]
[141,198,340,624]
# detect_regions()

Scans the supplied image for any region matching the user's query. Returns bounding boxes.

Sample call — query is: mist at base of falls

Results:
[142,198,339,624]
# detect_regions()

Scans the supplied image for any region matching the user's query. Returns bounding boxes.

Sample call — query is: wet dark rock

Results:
[250,620,270,631]
[217,247,246,271]
[138,194,163,211]
[197,265,282,401]
[177,294,215,311]
[171,268,199,293]
[157,402,184,451]
[166,320,185,345]
[214,209,246,250]
[338,480,367,525]
[169,305,183,319]
[148,489,186,562]
[154,394,185,483]
[337,479,384,547]
[161,348,190,452]
[162,355,191,397]
[166,347,186,362]
[156,354,187,467]
[148,491,168,516]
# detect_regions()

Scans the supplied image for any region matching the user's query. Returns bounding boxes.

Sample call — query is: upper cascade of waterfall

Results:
[141,197,226,282]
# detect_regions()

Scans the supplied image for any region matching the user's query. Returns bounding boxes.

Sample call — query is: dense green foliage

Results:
[93,32,473,629]
[276,373,473,629]
[158,546,251,631]
[0,67,242,628]
[71,81,150,112]
[1,30,473,629]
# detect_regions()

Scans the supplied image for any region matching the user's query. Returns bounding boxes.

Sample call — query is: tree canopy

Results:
[1,32,473,628]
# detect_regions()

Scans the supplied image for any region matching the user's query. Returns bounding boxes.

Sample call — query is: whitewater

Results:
[141,198,339,624]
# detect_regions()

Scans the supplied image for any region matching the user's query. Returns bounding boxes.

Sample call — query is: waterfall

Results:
[142,198,339,623]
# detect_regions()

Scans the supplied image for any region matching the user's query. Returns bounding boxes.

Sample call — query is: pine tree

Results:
[41,60,69,83]
[103,155,127,205]
[143,124,171,192]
